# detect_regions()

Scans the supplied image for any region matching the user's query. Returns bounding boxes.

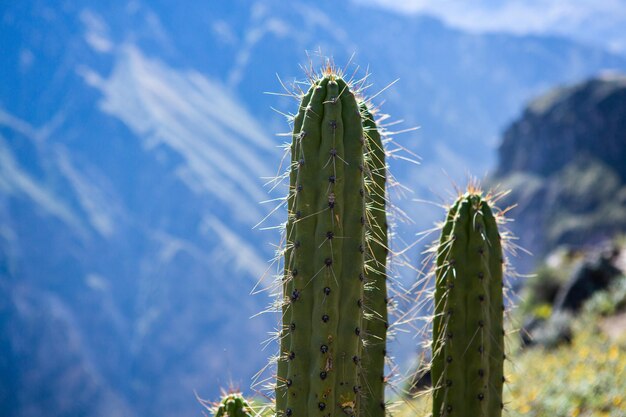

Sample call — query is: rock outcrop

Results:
[493,74,626,271]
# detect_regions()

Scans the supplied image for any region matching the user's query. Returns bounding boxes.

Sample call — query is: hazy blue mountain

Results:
[1,1,625,416]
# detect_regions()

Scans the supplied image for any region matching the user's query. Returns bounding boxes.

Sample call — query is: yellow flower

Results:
[608,345,618,361]
[579,346,590,358]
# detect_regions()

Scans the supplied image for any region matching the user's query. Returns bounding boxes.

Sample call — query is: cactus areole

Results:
[276,73,387,417]
[431,193,505,417]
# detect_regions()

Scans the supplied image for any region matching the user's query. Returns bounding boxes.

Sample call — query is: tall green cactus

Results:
[275,71,387,417]
[431,191,505,417]
[213,392,253,417]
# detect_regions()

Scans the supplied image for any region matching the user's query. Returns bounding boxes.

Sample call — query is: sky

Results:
[355,0,626,52]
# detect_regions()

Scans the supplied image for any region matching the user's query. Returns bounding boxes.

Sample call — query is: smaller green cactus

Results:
[431,187,506,417]
[213,391,254,417]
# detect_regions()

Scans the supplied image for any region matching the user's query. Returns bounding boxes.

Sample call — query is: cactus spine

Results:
[276,72,387,417]
[431,192,505,417]
[359,105,388,417]
[213,392,253,417]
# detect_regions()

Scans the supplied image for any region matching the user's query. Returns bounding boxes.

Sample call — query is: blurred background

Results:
[1,1,625,416]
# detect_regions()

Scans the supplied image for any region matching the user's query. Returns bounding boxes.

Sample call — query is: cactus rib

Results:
[359,105,388,417]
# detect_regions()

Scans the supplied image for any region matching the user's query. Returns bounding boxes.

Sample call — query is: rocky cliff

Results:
[494,74,626,271]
